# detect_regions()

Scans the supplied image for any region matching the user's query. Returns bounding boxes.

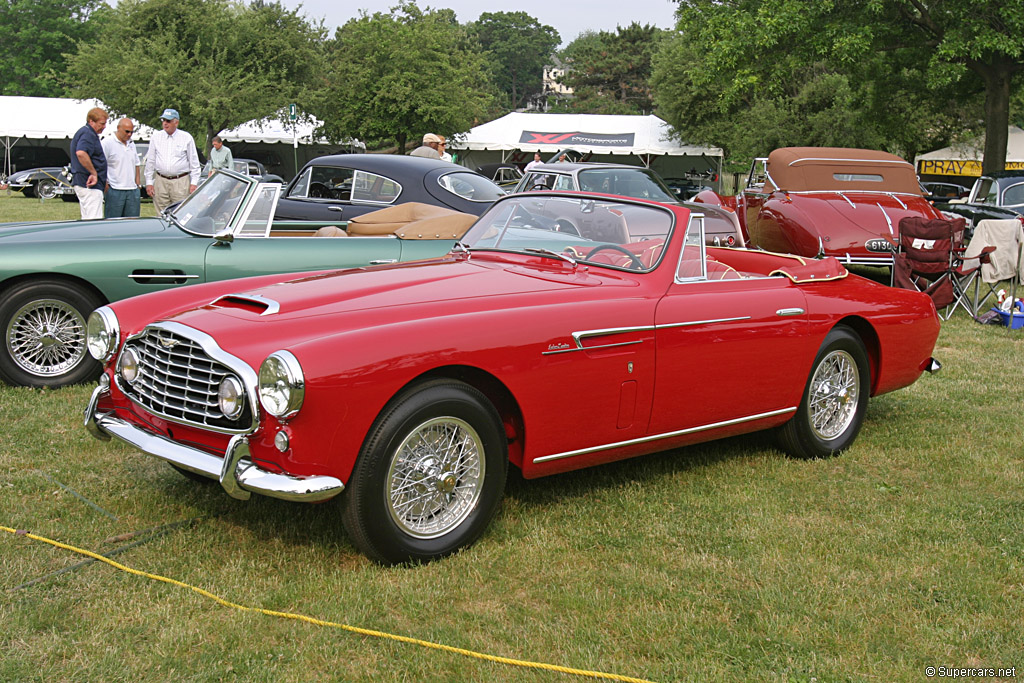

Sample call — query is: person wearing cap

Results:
[144,108,201,213]
[69,106,109,219]
[410,133,442,159]
[102,117,142,218]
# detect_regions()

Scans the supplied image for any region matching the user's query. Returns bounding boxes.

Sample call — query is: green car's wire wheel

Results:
[0,280,102,387]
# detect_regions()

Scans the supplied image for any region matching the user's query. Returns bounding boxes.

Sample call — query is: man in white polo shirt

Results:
[144,107,201,213]
[102,118,142,217]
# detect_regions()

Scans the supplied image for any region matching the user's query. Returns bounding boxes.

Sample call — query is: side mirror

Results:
[213,227,234,244]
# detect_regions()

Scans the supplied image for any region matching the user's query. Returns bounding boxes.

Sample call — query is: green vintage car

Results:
[0,170,462,388]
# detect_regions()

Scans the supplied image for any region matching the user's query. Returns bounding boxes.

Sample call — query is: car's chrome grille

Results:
[119,327,252,432]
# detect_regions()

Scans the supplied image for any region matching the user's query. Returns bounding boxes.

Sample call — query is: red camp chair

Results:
[892,216,992,318]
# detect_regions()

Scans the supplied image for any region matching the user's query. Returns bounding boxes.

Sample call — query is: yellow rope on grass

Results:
[2,525,656,683]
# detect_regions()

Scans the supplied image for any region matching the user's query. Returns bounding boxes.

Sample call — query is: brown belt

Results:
[157,172,189,180]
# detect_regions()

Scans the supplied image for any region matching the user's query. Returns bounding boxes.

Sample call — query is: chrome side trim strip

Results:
[657,316,751,329]
[532,407,797,464]
[128,273,201,280]
[541,317,752,355]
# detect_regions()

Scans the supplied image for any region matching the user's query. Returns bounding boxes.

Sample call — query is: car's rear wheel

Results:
[777,326,869,459]
[341,380,507,565]
[0,280,102,387]
[35,178,58,200]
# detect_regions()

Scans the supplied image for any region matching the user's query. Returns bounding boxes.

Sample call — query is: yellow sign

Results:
[918,159,1024,176]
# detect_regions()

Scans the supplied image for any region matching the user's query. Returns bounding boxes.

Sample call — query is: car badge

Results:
[159,337,179,349]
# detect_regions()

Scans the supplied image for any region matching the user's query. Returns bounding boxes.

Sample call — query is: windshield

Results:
[169,171,254,236]
[576,168,677,202]
[460,195,674,272]
[437,172,507,202]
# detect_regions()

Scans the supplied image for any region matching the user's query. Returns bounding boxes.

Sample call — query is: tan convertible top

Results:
[766,147,921,195]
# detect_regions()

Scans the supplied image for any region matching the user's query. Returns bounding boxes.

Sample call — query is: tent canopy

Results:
[0,96,157,141]
[450,112,721,158]
[916,126,1024,177]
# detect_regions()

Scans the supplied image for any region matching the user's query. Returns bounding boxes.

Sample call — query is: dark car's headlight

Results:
[258,350,304,418]
[86,307,120,362]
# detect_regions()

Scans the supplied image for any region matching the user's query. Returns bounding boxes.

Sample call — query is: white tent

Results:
[0,96,359,181]
[448,112,722,188]
[915,126,1024,178]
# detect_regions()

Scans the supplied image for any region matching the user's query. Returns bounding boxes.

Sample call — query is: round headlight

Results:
[86,307,120,361]
[218,376,245,419]
[118,346,139,383]
[258,350,304,418]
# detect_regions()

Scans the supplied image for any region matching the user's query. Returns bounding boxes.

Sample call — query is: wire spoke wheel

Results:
[6,298,87,376]
[386,417,484,539]
[807,349,859,440]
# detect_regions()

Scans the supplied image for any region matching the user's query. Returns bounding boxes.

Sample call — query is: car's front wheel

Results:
[35,178,58,200]
[777,326,870,459]
[341,380,508,565]
[0,280,102,387]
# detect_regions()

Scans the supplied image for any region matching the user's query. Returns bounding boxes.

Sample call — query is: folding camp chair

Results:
[962,217,1024,312]
[892,216,988,318]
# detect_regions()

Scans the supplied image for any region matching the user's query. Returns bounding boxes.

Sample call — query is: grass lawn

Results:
[0,188,158,222]
[2,193,1023,681]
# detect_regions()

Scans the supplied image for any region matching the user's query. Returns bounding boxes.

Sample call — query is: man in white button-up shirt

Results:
[102,118,142,217]
[144,108,201,213]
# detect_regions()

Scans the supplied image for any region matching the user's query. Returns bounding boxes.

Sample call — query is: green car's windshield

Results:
[169,172,254,236]
[460,195,674,272]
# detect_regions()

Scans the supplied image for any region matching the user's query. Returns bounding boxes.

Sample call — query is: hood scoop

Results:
[209,293,280,316]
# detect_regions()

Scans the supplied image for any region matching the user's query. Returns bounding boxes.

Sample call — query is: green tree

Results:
[311,2,494,154]
[468,11,560,111]
[0,0,108,97]
[65,0,325,152]
[556,23,666,115]
[653,0,1021,171]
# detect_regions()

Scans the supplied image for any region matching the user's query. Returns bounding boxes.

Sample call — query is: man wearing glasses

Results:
[144,108,201,213]
[102,118,142,217]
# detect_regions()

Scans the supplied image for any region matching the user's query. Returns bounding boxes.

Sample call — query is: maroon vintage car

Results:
[695,147,947,266]
[85,192,941,564]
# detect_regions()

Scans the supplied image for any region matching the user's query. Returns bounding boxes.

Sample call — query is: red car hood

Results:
[166,254,637,338]
[796,192,940,252]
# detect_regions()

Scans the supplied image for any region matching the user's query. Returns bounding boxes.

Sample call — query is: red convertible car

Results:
[695,147,947,266]
[85,192,941,564]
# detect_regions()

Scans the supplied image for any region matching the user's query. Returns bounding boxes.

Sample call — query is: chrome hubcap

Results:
[6,298,86,376]
[386,417,484,539]
[808,349,859,440]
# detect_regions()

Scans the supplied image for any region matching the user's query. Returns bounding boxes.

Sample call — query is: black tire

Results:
[341,380,508,565]
[60,193,78,203]
[777,326,870,459]
[22,186,37,199]
[35,178,58,200]
[0,280,103,388]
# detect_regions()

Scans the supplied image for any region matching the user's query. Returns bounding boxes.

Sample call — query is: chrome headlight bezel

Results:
[118,345,140,383]
[218,376,245,420]
[258,350,304,419]
[86,307,120,362]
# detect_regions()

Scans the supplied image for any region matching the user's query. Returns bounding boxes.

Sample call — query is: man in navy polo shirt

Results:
[70,107,109,219]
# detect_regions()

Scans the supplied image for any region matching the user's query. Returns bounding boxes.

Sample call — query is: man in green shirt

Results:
[209,136,233,176]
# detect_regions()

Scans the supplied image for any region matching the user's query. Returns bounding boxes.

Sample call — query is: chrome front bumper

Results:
[85,384,344,503]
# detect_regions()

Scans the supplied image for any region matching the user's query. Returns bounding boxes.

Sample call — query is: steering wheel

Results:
[309,182,331,199]
[585,244,645,270]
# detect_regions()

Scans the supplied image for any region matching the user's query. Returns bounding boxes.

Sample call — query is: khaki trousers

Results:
[152,175,191,213]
